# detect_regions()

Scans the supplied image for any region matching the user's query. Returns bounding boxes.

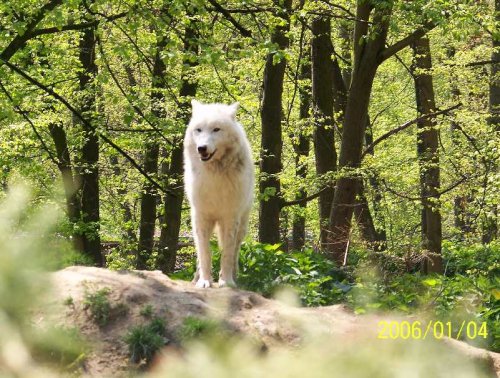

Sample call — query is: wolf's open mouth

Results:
[200,150,216,162]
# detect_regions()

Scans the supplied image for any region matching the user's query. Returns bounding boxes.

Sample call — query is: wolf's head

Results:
[186,100,241,163]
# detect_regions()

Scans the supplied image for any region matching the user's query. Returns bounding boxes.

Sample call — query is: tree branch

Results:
[280,186,330,208]
[96,37,174,146]
[361,103,462,160]
[0,80,59,166]
[382,175,470,201]
[379,22,435,63]
[0,0,63,61]
[0,57,169,194]
[30,11,128,37]
[206,0,253,38]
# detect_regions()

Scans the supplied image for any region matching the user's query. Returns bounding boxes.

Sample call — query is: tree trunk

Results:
[354,181,386,251]
[258,0,292,245]
[110,155,136,241]
[411,37,443,274]
[311,16,337,249]
[157,12,199,273]
[136,38,165,268]
[483,0,500,243]
[335,24,387,251]
[48,122,85,253]
[291,55,311,251]
[327,3,391,264]
[75,18,101,265]
[446,48,473,238]
[354,121,387,250]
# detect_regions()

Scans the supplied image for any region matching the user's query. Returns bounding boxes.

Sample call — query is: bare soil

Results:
[37,266,500,377]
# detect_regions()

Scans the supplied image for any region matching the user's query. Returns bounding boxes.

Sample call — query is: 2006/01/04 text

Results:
[377,320,488,340]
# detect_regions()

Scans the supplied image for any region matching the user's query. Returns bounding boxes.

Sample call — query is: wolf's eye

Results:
[213,128,220,132]
[196,128,202,132]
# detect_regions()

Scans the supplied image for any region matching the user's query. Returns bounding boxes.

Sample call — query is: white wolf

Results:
[183,100,254,288]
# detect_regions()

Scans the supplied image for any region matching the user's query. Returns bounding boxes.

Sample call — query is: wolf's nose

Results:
[197,145,207,153]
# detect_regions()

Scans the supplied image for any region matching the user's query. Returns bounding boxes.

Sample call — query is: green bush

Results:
[83,288,112,327]
[106,246,137,271]
[173,242,349,306]
[124,318,168,364]
[443,241,500,277]
[140,304,154,318]
[173,240,498,351]
[0,182,89,375]
[237,243,349,306]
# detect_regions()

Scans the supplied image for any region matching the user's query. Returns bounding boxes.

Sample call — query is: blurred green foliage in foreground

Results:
[0,183,86,376]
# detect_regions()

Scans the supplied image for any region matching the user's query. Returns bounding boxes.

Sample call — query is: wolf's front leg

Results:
[193,215,214,288]
[218,220,238,288]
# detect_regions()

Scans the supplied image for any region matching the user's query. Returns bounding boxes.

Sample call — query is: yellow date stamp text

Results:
[377,320,488,340]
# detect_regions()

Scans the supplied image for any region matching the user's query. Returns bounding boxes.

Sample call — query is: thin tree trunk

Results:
[447,47,473,238]
[291,55,311,251]
[411,37,443,274]
[483,0,500,243]
[110,155,136,241]
[48,122,85,253]
[259,0,292,245]
[75,17,101,265]
[311,16,337,249]
[137,21,173,269]
[157,12,199,273]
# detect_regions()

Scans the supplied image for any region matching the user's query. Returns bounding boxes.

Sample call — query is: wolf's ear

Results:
[191,99,202,112]
[227,102,239,119]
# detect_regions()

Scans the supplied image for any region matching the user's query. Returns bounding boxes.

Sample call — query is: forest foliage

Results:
[0,0,499,360]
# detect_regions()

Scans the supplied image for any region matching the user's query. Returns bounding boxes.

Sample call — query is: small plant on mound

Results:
[83,287,112,326]
[83,287,129,327]
[178,316,222,342]
[124,317,168,364]
[140,304,154,318]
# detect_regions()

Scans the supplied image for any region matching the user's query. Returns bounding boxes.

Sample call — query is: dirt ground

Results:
[37,266,500,377]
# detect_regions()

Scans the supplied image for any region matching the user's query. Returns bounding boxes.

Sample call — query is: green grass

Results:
[140,304,154,318]
[83,288,112,327]
[178,316,221,342]
[124,317,168,364]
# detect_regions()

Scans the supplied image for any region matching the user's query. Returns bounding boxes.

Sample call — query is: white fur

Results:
[184,100,254,288]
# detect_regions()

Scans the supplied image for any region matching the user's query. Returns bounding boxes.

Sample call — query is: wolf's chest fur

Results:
[189,161,248,215]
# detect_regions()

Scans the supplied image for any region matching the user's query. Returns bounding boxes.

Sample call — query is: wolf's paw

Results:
[218,278,236,288]
[195,279,212,289]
